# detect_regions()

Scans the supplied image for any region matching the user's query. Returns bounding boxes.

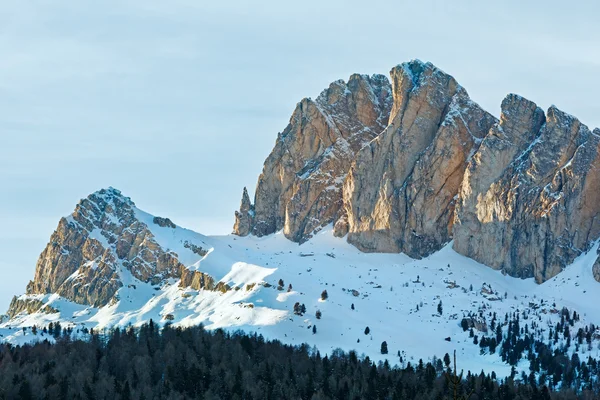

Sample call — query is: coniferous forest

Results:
[1,322,600,400]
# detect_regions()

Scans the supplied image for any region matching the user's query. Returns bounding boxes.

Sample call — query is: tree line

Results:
[0,321,598,399]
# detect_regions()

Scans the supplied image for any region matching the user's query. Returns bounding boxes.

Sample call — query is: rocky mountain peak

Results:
[8,188,216,318]
[234,60,600,283]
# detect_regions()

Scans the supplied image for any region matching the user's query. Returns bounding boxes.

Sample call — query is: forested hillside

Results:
[0,322,599,399]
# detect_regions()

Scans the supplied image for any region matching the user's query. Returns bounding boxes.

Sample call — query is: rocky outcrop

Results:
[338,61,496,257]
[593,247,600,283]
[7,296,58,319]
[233,187,254,236]
[453,101,600,282]
[7,188,219,317]
[153,216,176,229]
[233,74,393,242]
[179,269,216,291]
[179,269,230,293]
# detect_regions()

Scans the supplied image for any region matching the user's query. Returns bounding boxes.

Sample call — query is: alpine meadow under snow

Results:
[3,195,600,379]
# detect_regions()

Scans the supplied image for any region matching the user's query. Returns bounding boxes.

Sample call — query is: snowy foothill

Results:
[2,212,600,379]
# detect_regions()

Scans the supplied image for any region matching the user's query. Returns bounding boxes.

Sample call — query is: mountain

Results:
[235,60,600,283]
[3,188,600,377]
[3,60,600,378]
[7,188,220,319]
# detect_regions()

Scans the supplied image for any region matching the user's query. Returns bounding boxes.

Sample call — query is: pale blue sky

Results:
[1,0,599,312]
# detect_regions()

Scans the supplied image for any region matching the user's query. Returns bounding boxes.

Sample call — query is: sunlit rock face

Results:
[235,59,600,283]
[233,74,392,242]
[453,100,600,282]
[8,188,215,317]
[340,60,496,258]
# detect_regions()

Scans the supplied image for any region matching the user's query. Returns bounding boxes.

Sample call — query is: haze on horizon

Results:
[1,0,599,311]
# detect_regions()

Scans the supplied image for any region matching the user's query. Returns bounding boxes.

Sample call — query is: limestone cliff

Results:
[235,59,600,283]
[454,105,600,282]
[7,188,218,318]
[338,61,497,257]
[233,74,393,242]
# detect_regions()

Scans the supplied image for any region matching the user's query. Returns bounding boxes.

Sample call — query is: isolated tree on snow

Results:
[460,318,469,331]
[321,290,328,300]
[351,303,355,310]
[312,325,317,334]
[293,302,306,316]
[443,353,451,368]
[316,310,322,319]
[364,326,370,335]
[287,283,292,292]
[278,279,284,288]
[380,341,388,354]
[437,300,443,315]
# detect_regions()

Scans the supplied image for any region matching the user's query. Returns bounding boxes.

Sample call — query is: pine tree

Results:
[364,326,370,335]
[380,341,388,354]
[437,300,443,315]
[312,325,317,335]
[444,353,451,368]
[18,379,33,400]
[321,290,328,300]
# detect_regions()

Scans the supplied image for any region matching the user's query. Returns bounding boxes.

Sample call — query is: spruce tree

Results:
[380,341,388,354]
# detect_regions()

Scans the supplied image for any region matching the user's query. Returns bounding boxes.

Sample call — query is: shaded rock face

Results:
[8,188,215,317]
[7,297,57,319]
[593,247,600,283]
[453,100,600,282]
[233,74,393,242]
[153,216,176,229]
[339,61,497,257]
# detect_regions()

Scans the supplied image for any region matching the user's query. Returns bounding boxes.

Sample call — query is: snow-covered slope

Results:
[3,214,600,377]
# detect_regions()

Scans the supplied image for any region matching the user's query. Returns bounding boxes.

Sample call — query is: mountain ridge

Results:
[3,60,600,378]
[234,59,600,283]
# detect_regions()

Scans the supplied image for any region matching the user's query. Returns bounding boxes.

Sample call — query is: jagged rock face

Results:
[454,101,600,282]
[9,188,213,316]
[233,187,254,236]
[179,269,215,291]
[153,216,176,229]
[233,74,392,242]
[593,246,600,283]
[7,297,57,319]
[339,61,497,257]
[179,269,230,293]
[233,59,600,283]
